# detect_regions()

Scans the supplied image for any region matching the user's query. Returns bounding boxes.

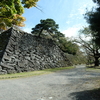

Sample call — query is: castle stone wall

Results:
[0,27,72,74]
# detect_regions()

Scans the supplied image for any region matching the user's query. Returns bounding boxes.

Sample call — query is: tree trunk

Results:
[94,57,99,66]
[38,28,44,37]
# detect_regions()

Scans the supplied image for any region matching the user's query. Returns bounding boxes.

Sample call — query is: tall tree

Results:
[84,0,100,45]
[93,0,100,5]
[77,27,100,66]
[31,18,59,37]
[0,0,39,30]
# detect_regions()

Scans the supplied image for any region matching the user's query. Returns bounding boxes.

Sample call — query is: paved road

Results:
[0,65,100,100]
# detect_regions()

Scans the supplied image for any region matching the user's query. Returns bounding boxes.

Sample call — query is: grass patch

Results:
[86,67,100,72]
[0,66,74,79]
[86,64,94,67]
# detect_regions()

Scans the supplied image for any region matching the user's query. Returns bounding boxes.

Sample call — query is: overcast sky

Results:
[22,0,96,38]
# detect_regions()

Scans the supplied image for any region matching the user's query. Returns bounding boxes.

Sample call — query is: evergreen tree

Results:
[93,0,100,5]
[84,0,100,45]
[31,18,59,37]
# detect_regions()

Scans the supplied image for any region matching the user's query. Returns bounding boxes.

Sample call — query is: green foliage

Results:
[57,38,78,55]
[93,0,100,5]
[52,31,65,40]
[31,18,59,37]
[0,0,39,29]
[22,0,39,8]
[66,52,87,65]
[84,1,100,46]
[57,37,79,55]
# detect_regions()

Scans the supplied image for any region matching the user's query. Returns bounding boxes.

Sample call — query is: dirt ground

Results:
[0,64,100,100]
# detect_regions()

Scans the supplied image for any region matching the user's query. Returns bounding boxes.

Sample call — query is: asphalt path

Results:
[0,65,100,100]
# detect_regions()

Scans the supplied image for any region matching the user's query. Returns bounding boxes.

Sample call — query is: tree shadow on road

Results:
[70,88,100,100]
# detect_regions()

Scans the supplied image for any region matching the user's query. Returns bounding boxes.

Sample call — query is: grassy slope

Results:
[0,66,74,79]
[86,66,100,72]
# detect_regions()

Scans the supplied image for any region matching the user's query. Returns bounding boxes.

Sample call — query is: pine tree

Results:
[31,18,59,37]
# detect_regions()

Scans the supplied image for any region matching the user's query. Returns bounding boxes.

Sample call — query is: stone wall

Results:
[0,29,11,62]
[0,27,72,74]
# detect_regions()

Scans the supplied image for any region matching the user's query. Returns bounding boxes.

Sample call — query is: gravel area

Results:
[0,65,100,100]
